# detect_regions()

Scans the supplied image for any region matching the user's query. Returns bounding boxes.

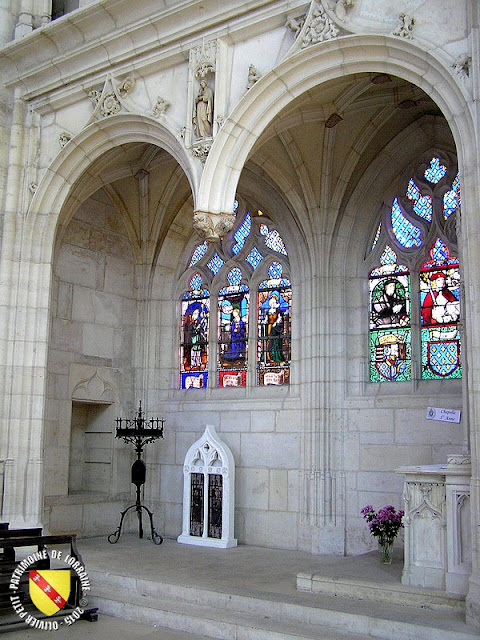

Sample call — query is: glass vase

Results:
[379,539,394,564]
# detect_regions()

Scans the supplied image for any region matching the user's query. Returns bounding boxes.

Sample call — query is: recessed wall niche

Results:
[68,401,114,494]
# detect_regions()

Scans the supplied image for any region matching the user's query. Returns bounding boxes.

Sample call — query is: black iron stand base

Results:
[108,498,163,545]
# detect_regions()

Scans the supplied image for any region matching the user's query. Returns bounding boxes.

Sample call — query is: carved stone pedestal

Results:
[397,455,471,595]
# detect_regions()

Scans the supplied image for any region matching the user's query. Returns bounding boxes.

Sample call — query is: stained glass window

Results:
[369,156,461,384]
[180,207,291,389]
[257,273,291,386]
[180,274,210,389]
[420,240,461,379]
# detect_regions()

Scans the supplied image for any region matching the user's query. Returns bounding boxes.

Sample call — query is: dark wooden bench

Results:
[0,528,43,561]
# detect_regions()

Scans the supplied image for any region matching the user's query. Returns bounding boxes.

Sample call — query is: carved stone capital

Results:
[193,211,236,242]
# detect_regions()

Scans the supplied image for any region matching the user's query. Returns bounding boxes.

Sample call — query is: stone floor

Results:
[3,535,478,639]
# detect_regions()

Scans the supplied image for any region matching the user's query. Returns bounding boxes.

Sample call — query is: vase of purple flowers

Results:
[361,504,404,564]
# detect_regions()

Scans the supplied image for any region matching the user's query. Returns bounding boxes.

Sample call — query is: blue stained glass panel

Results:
[431,238,449,264]
[413,196,432,221]
[421,327,461,379]
[268,262,283,279]
[227,267,243,286]
[190,273,203,291]
[407,179,421,201]
[207,252,225,275]
[246,247,263,269]
[190,241,208,266]
[265,230,287,255]
[232,212,252,254]
[443,174,460,219]
[424,157,447,184]
[406,179,432,222]
[391,198,422,248]
[369,246,409,277]
[421,239,458,270]
[381,245,397,265]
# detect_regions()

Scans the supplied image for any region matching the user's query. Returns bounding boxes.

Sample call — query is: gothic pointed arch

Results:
[197,36,474,227]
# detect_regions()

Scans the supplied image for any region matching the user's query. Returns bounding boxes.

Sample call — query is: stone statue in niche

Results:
[193,79,214,139]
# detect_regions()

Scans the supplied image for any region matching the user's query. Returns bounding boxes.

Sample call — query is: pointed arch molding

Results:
[197,35,474,220]
[25,113,199,264]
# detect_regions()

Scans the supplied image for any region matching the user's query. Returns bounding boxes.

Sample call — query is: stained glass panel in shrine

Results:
[190,473,204,537]
[208,474,223,539]
[257,281,292,386]
[420,243,461,379]
[369,262,411,382]
[369,328,411,383]
[180,283,210,389]
[370,274,410,331]
[421,326,461,379]
[217,286,249,387]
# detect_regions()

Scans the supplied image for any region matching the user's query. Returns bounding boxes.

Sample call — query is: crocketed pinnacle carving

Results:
[194,39,216,78]
[193,211,236,242]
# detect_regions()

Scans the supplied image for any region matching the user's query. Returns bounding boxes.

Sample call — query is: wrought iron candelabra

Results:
[108,401,164,545]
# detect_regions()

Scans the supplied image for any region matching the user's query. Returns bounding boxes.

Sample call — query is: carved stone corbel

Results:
[193,210,236,242]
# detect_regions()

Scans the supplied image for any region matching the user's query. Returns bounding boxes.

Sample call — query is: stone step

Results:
[297,570,466,613]
[91,586,372,640]
[88,570,480,640]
